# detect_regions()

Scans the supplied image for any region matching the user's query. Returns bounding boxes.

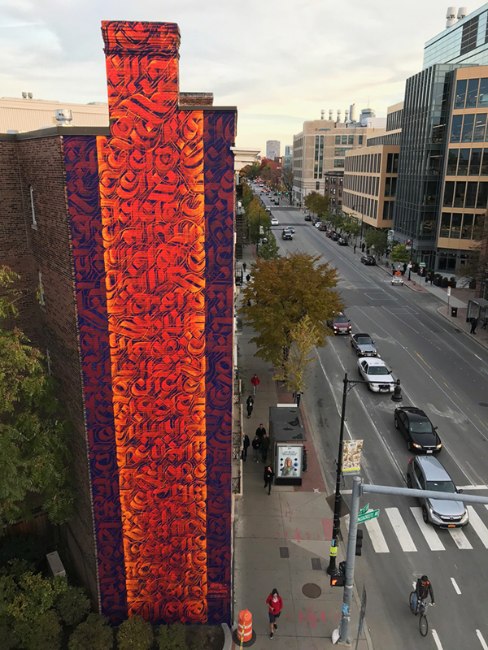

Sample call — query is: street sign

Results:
[357,509,380,523]
[358,504,369,516]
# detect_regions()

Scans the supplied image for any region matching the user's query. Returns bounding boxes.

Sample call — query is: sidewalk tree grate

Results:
[279,547,289,558]
[302,583,322,599]
[311,558,322,570]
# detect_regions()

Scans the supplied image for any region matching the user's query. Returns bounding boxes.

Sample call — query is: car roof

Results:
[414,455,452,481]
[353,333,372,339]
[361,357,386,366]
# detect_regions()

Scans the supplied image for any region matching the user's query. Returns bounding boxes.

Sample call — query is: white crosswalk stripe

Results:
[448,527,472,549]
[385,508,417,551]
[410,507,445,551]
[468,506,488,548]
[364,517,389,552]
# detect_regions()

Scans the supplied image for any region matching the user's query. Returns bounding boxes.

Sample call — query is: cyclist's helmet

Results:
[421,575,429,583]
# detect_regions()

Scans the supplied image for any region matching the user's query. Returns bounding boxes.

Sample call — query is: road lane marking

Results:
[448,528,473,550]
[432,629,444,649]
[450,577,461,594]
[410,508,445,551]
[458,485,488,490]
[477,630,488,650]
[364,518,389,552]
[467,506,488,548]
[385,508,417,551]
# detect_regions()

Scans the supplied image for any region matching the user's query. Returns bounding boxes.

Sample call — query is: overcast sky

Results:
[0,0,470,154]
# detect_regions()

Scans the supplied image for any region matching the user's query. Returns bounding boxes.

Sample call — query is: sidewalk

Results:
[232,246,370,649]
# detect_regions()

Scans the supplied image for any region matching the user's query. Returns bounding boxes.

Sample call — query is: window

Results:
[457,149,469,176]
[440,213,451,237]
[473,114,486,141]
[482,150,488,175]
[454,182,466,207]
[348,135,354,145]
[450,213,462,238]
[462,115,474,142]
[341,135,348,145]
[451,115,462,143]
[477,182,487,207]
[447,149,459,175]
[358,136,363,145]
[478,78,488,107]
[443,182,454,206]
[461,214,474,239]
[465,182,478,208]
[335,136,340,144]
[470,149,482,175]
[455,79,467,108]
[466,78,479,108]
[29,185,37,229]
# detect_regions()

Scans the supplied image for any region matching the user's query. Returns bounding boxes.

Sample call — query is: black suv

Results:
[394,406,442,453]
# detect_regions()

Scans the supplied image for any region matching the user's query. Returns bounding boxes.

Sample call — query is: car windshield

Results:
[410,421,433,433]
[335,315,349,323]
[367,366,389,376]
[357,337,372,345]
[425,480,456,493]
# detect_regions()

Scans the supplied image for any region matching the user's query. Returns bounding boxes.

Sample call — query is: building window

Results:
[440,213,451,237]
[455,79,467,109]
[478,78,488,107]
[462,115,474,142]
[358,136,363,145]
[29,186,37,229]
[38,271,45,306]
[316,181,320,190]
[461,214,474,239]
[451,115,462,142]
[477,182,487,207]
[460,16,479,56]
[474,114,487,141]
[447,149,459,175]
[465,182,478,207]
[348,135,354,145]
[335,136,340,144]
[457,149,469,175]
[470,148,482,175]
[466,78,480,108]
[341,135,347,144]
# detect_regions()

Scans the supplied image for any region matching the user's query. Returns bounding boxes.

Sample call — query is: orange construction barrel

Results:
[237,609,253,643]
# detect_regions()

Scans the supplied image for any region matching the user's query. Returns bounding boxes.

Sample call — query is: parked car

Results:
[391,273,404,286]
[337,237,348,246]
[304,213,312,221]
[331,232,340,241]
[270,216,279,226]
[327,312,352,335]
[281,228,293,240]
[360,254,376,266]
[394,406,442,453]
[406,455,468,528]
[318,222,327,231]
[357,357,396,392]
[314,221,322,229]
[350,333,378,357]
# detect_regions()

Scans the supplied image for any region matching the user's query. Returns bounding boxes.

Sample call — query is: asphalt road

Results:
[260,197,488,650]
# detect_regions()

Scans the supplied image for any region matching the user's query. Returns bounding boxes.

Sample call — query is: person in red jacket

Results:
[266,588,283,639]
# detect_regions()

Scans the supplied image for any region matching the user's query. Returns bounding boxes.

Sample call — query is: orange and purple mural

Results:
[64,21,236,624]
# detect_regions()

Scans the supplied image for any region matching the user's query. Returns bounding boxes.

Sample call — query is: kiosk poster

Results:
[342,439,363,473]
[277,444,302,478]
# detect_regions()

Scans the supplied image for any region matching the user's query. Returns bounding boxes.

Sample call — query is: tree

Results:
[240,253,343,369]
[69,613,113,650]
[274,315,319,390]
[239,162,261,180]
[304,192,329,218]
[117,615,154,650]
[0,267,74,528]
[55,585,91,626]
[390,244,410,263]
[157,622,187,650]
[257,232,280,260]
[246,197,269,244]
[365,230,388,256]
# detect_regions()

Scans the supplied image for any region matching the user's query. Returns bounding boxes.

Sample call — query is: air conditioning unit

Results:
[55,108,73,125]
[46,551,66,578]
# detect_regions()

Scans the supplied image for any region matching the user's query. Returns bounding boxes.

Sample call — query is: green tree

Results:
[304,192,329,218]
[0,267,74,528]
[258,232,280,260]
[69,613,113,650]
[55,585,91,626]
[239,162,261,180]
[246,197,269,244]
[157,622,187,649]
[274,315,319,389]
[390,244,410,263]
[365,230,388,256]
[341,216,360,238]
[117,615,154,650]
[18,609,62,650]
[240,253,343,369]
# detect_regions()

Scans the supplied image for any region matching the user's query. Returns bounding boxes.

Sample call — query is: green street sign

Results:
[358,509,380,523]
[358,504,370,516]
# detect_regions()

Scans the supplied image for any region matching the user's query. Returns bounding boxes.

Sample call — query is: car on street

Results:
[314,221,322,228]
[304,213,312,221]
[391,273,404,286]
[270,216,279,226]
[360,254,376,266]
[337,237,348,246]
[357,357,396,392]
[281,228,293,240]
[327,312,352,335]
[406,455,468,528]
[394,406,442,453]
[350,333,378,357]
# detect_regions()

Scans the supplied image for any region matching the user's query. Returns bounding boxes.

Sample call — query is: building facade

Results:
[266,139,280,160]
[0,21,237,625]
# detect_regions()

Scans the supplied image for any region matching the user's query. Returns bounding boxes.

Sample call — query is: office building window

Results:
[477,182,487,207]
[457,149,469,175]
[474,114,487,141]
[461,214,474,239]
[341,135,347,144]
[454,181,466,207]
[359,136,363,144]
[440,213,451,237]
[348,135,354,145]
[462,115,475,142]
[482,150,488,174]
[465,182,478,207]
[479,78,488,107]
[460,16,479,56]
[466,78,479,108]
[335,136,340,144]
[470,148,482,175]
[447,149,459,174]
[455,79,467,109]
[450,213,462,238]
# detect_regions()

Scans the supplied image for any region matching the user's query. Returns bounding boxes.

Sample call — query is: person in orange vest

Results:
[266,588,283,639]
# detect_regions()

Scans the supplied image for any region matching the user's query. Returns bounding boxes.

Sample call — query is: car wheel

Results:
[422,506,429,523]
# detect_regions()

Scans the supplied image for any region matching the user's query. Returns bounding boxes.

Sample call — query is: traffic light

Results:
[330,573,345,587]
[355,529,364,556]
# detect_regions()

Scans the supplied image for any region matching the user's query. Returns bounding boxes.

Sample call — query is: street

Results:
[264,198,488,650]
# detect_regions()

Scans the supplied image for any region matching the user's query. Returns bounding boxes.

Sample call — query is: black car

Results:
[350,333,378,357]
[337,237,348,246]
[304,214,312,221]
[281,228,293,240]
[360,254,376,265]
[394,407,442,453]
[327,312,352,335]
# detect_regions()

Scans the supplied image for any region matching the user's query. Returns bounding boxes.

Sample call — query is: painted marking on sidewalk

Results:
[432,629,444,649]
[467,506,488,548]
[410,508,445,551]
[385,507,417,552]
[448,527,472,550]
[477,629,488,650]
[450,577,461,594]
[364,518,389,553]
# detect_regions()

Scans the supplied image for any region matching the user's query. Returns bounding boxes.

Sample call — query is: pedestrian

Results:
[261,434,270,463]
[264,464,275,494]
[470,316,479,334]
[242,262,247,273]
[242,433,250,461]
[255,423,267,440]
[252,435,261,462]
[251,373,261,394]
[246,273,251,283]
[353,243,357,254]
[246,395,254,417]
[361,242,365,253]
[266,588,283,638]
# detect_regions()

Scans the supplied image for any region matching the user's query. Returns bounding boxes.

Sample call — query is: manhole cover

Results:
[302,583,322,598]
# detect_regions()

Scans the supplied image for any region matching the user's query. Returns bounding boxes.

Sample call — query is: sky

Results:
[0,0,472,155]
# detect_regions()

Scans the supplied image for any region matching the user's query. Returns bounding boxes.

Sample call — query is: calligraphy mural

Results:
[65,20,235,624]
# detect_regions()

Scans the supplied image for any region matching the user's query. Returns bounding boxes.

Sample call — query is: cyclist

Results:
[414,575,435,612]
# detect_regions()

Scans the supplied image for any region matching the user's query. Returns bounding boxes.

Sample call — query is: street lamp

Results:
[326,373,402,576]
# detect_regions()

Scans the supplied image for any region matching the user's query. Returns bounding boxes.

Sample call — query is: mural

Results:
[65,20,236,624]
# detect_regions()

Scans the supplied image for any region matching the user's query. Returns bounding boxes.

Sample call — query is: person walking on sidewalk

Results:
[242,434,250,461]
[264,464,274,494]
[252,435,261,462]
[261,434,270,463]
[470,316,479,334]
[246,395,254,418]
[251,373,261,395]
[255,423,267,440]
[266,588,283,638]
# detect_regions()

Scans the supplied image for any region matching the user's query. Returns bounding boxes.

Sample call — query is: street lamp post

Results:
[326,373,402,575]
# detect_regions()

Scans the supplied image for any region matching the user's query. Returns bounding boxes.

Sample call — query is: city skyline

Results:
[0,0,473,154]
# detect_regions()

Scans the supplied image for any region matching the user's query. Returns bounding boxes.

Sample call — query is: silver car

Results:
[406,455,468,528]
[350,333,378,357]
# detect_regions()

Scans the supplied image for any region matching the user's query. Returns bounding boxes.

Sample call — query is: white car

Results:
[391,273,404,286]
[270,217,279,226]
[357,357,396,393]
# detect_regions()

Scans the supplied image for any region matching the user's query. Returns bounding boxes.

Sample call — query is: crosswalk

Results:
[351,504,488,554]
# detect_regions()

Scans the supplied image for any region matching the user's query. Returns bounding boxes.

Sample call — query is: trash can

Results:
[451,307,458,317]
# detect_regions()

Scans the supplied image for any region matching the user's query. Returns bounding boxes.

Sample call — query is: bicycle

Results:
[409,591,432,637]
